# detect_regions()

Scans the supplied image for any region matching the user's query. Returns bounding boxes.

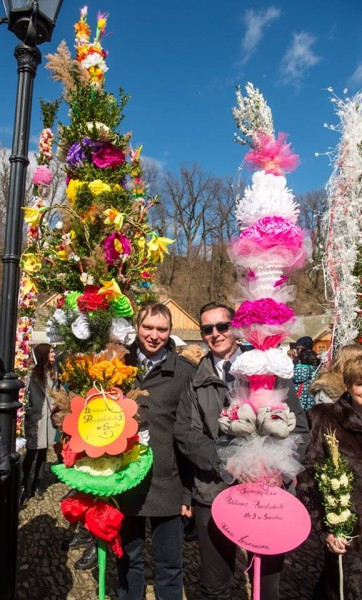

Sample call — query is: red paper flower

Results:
[61,494,124,557]
[61,493,92,524]
[62,386,139,458]
[77,285,110,312]
[57,296,65,308]
[85,501,124,541]
[62,441,83,467]
[92,142,125,170]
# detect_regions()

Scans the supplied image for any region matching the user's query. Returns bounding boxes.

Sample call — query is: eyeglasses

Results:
[200,322,231,335]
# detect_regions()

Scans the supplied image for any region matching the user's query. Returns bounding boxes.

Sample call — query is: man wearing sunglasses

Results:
[175,301,309,600]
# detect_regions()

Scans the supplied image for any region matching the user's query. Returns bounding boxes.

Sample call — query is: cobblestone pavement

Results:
[16,457,323,600]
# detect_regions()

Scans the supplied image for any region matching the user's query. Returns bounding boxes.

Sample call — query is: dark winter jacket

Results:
[175,351,310,505]
[297,394,362,600]
[117,339,196,517]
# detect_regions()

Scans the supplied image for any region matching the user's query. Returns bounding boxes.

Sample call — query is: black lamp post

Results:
[0,2,62,598]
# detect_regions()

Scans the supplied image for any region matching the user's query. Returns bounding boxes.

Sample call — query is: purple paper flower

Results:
[104,232,132,265]
[66,138,102,168]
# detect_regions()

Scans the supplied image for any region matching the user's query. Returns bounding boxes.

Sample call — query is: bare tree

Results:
[297,189,327,290]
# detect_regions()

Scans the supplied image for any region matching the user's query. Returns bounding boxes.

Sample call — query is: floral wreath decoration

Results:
[216,83,312,485]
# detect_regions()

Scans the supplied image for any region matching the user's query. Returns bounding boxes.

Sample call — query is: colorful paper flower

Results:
[77,286,110,312]
[22,253,42,275]
[92,142,125,170]
[88,179,112,196]
[66,179,87,203]
[22,207,43,227]
[98,279,123,301]
[32,165,52,186]
[61,493,124,557]
[232,298,295,327]
[66,137,102,167]
[103,207,125,231]
[104,232,132,265]
[245,132,300,176]
[147,233,174,263]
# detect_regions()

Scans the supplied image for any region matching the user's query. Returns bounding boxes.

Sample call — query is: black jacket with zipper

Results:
[116,339,196,517]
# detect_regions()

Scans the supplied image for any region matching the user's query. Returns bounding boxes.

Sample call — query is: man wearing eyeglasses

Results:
[175,301,309,600]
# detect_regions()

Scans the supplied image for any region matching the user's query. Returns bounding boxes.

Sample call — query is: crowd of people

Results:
[5,302,362,599]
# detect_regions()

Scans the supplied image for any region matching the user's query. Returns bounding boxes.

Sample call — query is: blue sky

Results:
[0,0,361,194]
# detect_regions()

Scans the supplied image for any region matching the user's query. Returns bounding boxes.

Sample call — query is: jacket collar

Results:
[334,393,362,434]
[192,352,228,389]
[126,338,177,374]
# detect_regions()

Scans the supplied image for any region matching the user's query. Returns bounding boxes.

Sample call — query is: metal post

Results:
[0,43,41,372]
[0,42,41,600]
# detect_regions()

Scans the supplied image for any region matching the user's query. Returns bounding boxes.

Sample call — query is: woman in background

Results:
[20,343,57,505]
[297,353,362,599]
[309,343,362,404]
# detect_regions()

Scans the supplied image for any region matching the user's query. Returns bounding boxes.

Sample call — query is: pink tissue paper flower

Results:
[32,165,52,186]
[245,131,299,175]
[232,298,295,328]
[92,142,125,170]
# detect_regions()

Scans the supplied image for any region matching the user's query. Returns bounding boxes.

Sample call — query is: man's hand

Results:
[181,504,193,518]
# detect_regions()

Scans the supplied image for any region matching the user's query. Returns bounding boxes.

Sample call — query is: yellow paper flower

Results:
[136,236,146,257]
[88,359,116,381]
[88,179,112,197]
[98,279,123,301]
[147,233,175,263]
[103,207,125,231]
[22,277,38,295]
[66,179,86,204]
[98,18,107,30]
[23,207,42,226]
[57,248,70,261]
[22,253,42,275]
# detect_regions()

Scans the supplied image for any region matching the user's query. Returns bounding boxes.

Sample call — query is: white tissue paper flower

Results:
[236,171,300,226]
[109,318,136,344]
[231,348,294,379]
[71,314,91,340]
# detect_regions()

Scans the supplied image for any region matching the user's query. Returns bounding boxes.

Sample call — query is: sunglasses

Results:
[200,322,231,335]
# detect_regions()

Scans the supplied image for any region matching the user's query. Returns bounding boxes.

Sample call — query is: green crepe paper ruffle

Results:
[52,447,153,497]
[110,295,134,318]
[65,291,82,310]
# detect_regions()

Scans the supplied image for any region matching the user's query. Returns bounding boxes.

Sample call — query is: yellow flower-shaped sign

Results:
[62,386,139,458]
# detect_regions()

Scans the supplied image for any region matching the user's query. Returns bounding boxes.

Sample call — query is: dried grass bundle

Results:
[45,41,88,99]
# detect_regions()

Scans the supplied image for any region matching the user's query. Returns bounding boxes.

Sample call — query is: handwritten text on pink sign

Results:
[211,483,311,555]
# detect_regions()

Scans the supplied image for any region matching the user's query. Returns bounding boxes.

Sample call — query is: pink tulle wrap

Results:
[229,217,311,270]
[245,131,299,175]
